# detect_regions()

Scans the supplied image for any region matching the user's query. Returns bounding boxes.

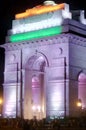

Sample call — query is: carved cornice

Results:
[0,34,68,51]
[0,33,86,51]
[68,33,86,47]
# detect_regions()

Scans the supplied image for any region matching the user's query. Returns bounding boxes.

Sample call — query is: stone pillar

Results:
[23,70,32,119]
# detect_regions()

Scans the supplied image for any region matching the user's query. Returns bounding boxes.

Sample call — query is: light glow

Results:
[77,99,82,107]
[32,105,36,111]
[10,26,62,42]
[0,99,2,105]
[37,106,41,112]
[32,105,41,112]
[4,89,16,117]
[77,102,82,107]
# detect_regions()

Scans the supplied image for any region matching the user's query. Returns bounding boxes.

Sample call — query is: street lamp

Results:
[77,99,82,108]
[77,99,82,116]
[0,99,2,105]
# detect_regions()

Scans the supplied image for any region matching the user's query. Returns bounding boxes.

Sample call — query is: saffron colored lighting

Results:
[10,26,62,42]
[15,3,64,19]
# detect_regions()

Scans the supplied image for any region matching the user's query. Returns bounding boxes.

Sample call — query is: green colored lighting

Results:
[10,26,62,43]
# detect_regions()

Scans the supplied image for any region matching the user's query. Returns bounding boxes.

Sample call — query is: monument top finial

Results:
[43,1,57,5]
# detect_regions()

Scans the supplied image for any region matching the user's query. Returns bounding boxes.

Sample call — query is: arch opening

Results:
[78,72,86,109]
[24,54,48,119]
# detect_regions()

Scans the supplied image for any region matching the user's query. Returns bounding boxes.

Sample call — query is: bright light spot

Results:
[37,105,41,112]
[32,105,41,112]
[77,102,82,107]
[77,99,82,107]
[32,105,36,111]
[0,99,2,105]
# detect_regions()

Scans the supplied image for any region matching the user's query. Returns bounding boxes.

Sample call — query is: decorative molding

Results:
[1,34,68,51]
[1,33,86,51]
[68,33,86,47]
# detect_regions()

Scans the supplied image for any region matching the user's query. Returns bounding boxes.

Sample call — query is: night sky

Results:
[0,0,86,45]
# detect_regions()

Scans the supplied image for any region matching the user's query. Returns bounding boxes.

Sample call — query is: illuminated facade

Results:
[1,1,86,119]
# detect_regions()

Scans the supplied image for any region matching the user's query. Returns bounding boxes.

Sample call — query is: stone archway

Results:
[78,72,86,109]
[23,53,48,119]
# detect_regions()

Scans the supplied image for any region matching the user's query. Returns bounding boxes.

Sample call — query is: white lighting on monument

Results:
[1,0,86,119]
[5,90,16,117]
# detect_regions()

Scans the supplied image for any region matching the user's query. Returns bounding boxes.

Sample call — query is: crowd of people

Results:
[0,116,86,130]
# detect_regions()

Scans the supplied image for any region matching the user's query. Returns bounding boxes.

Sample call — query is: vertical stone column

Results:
[69,80,78,116]
[24,70,32,119]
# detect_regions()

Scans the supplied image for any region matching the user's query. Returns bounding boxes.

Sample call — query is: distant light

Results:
[0,99,2,105]
[77,99,82,107]
[77,102,82,107]
[32,105,36,111]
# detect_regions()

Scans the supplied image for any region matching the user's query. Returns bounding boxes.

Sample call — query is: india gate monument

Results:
[1,1,86,119]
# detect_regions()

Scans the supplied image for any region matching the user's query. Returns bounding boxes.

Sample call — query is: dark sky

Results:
[0,0,86,45]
